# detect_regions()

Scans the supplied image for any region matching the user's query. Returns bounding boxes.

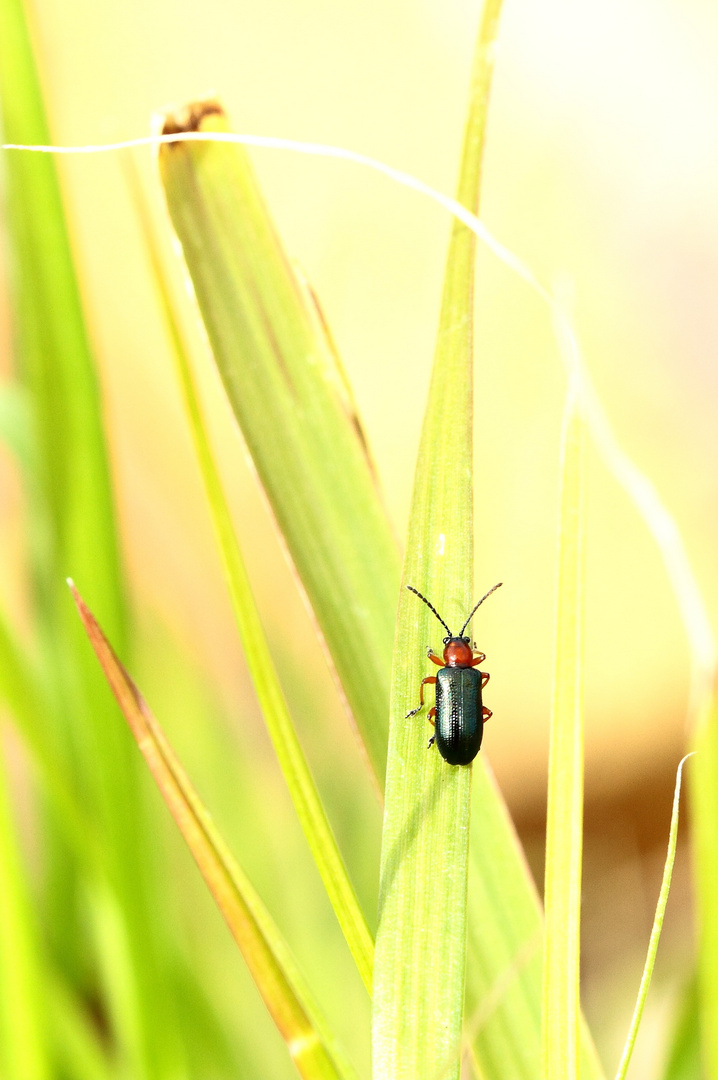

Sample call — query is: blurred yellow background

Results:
[5,0,718,1065]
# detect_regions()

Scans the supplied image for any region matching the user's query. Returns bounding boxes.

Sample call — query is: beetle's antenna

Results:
[406,585,452,637]
[459,582,503,637]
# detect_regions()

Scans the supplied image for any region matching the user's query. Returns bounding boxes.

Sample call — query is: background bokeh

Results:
[2,0,717,1073]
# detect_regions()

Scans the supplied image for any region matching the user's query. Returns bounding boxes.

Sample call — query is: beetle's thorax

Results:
[442,638,474,667]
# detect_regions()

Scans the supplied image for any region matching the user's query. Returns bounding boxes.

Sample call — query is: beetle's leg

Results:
[427,648,443,667]
[469,651,486,667]
[405,676,437,718]
[482,706,493,723]
[481,671,490,688]
[427,734,436,749]
[427,707,436,725]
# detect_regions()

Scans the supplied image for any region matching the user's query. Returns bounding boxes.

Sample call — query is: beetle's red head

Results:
[442,636,474,667]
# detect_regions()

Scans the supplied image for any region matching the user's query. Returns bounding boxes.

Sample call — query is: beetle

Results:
[405,582,502,765]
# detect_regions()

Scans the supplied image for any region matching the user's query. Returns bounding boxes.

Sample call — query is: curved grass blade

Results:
[689,689,718,1077]
[614,755,692,1080]
[542,382,586,1080]
[127,168,373,992]
[373,5,503,1077]
[159,104,401,789]
[69,582,359,1080]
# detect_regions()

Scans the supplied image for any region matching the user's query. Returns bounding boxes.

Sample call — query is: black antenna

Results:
[405,585,452,637]
[458,582,503,637]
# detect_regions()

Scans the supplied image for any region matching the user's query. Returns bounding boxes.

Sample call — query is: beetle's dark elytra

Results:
[405,583,502,766]
[435,666,483,765]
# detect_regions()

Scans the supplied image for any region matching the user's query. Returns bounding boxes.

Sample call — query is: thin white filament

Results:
[3,129,715,700]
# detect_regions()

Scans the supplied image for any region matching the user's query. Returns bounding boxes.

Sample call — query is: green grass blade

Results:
[542,384,586,1080]
[69,581,359,1080]
[0,1,201,1070]
[0,603,106,869]
[466,759,603,1080]
[159,104,401,789]
[690,689,718,1078]
[464,765,544,1079]
[47,975,113,1080]
[373,6,503,1077]
[0,0,125,645]
[614,755,692,1080]
[660,977,701,1080]
[128,172,373,992]
[0,748,50,1080]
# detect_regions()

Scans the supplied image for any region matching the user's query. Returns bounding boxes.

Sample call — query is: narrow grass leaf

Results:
[466,766,605,1080]
[0,603,104,869]
[0,0,194,1072]
[690,688,718,1078]
[159,104,401,789]
[0,0,125,645]
[542,383,586,1080]
[613,754,692,1080]
[69,582,359,1080]
[128,169,373,992]
[373,6,503,1077]
[0,748,50,1080]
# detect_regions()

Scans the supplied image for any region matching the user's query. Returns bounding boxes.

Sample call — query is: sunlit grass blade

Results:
[552,305,716,1077]
[69,581,359,1080]
[542,381,586,1080]
[466,766,602,1080]
[690,688,718,1077]
[613,754,692,1080]
[159,104,401,788]
[0,748,50,1080]
[463,764,544,1079]
[373,6,503,1077]
[127,168,373,992]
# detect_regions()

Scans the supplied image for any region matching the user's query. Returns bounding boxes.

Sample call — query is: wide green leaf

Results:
[373,5,502,1077]
[159,106,401,788]
[129,172,373,992]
